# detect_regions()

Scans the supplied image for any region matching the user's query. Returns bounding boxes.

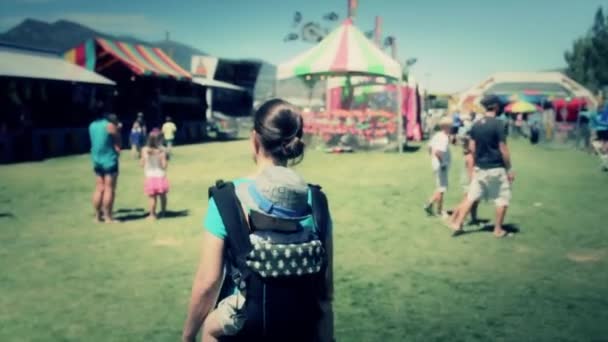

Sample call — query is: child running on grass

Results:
[424,116,452,217]
[449,135,479,225]
[140,130,169,220]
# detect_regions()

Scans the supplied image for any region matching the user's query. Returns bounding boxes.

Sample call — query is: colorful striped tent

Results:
[64,38,190,79]
[277,19,401,80]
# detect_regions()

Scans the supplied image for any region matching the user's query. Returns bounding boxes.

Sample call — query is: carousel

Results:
[277,18,405,152]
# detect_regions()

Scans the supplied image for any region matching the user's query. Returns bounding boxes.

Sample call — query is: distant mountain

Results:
[0,19,100,52]
[0,18,206,70]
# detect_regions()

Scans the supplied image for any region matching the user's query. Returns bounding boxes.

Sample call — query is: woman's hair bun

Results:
[281,136,305,160]
[254,99,306,164]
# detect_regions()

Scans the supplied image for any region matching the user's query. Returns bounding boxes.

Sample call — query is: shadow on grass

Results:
[455,223,521,237]
[205,136,249,144]
[403,145,422,153]
[0,212,15,219]
[115,209,189,222]
[474,218,492,226]
[115,208,145,214]
[161,210,190,218]
[383,143,423,153]
[116,213,148,222]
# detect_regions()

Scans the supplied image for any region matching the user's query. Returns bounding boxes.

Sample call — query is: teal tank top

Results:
[89,118,118,168]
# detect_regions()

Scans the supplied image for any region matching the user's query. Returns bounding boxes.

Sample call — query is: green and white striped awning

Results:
[277,19,401,80]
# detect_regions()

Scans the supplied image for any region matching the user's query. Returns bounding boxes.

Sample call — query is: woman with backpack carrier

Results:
[182,99,334,342]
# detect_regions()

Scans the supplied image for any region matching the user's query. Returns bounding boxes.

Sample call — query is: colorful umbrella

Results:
[505,101,539,113]
[277,18,401,80]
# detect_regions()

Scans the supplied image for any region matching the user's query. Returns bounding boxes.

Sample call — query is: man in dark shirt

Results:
[450,95,514,237]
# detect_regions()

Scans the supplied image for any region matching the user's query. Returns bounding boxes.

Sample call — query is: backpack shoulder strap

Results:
[309,184,330,245]
[208,180,253,272]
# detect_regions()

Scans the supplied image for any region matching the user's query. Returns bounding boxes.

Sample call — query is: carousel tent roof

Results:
[277,19,401,80]
[0,44,114,85]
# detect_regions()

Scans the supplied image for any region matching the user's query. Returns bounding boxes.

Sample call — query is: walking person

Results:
[543,105,556,141]
[89,112,121,223]
[449,95,515,238]
[451,110,462,144]
[130,120,145,159]
[141,130,170,220]
[449,135,479,225]
[161,116,177,155]
[182,99,334,342]
[514,113,525,138]
[137,112,148,135]
[424,116,452,218]
[577,108,592,152]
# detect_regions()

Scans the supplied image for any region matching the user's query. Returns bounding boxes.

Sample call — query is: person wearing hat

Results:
[424,115,453,217]
[183,99,334,342]
[449,94,515,238]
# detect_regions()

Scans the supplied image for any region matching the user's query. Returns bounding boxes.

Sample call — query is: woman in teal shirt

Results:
[182,99,334,342]
[88,113,121,223]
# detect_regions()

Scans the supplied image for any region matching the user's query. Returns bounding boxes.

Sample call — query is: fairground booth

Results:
[277,18,406,152]
[65,38,207,145]
[0,43,115,163]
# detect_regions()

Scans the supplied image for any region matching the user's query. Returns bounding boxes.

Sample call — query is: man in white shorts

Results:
[424,116,452,217]
[450,95,515,238]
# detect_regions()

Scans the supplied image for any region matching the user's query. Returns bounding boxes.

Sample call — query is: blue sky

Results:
[0,0,605,92]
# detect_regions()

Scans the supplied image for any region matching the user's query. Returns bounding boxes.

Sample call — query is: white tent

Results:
[0,45,114,85]
[459,72,597,109]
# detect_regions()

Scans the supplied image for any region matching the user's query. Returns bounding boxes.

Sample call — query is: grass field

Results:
[1,139,607,342]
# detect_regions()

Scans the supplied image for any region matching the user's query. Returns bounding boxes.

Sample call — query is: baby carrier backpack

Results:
[209,180,331,342]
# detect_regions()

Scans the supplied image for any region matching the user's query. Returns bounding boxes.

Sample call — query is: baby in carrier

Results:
[202,166,321,342]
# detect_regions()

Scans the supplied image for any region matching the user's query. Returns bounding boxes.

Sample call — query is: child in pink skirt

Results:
[140,130,169,219]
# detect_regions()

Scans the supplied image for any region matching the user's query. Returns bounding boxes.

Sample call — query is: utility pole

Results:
[374,16,382,47]
[165,31,173,58]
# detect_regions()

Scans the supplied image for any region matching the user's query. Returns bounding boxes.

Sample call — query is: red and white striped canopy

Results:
[278,19,402,80]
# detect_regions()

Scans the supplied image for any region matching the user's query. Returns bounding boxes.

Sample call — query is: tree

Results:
[565,7,608,92]
[565,37,594,88]
[590,7,608,87]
